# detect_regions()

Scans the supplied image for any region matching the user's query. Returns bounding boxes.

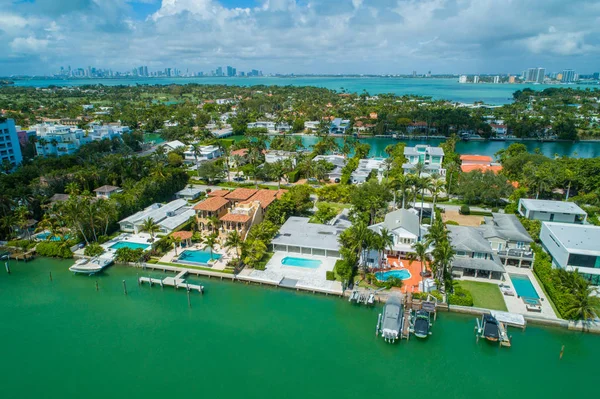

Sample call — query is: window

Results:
[474,252,485,259]
[516,241,525,249]
[497,243,503,251]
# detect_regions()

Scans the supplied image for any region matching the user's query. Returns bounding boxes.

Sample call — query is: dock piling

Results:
[560,345,565,359]
[5,261,10,274]
[187,290,191,308]
[123,280,127,295]
[49,271,53,282]
[96,280,99,291]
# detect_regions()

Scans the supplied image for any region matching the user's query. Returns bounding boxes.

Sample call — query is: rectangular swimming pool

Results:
[179,249,222,265]
[281,256,322,269]
[509,274,540,299]
[110,241,150,250]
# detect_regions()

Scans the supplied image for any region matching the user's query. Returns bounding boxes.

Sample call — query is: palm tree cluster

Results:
[423,217,455,293]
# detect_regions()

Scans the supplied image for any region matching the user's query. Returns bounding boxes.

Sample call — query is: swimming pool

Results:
[375,269,412,281]
[110,242,150,250]
[509,274,540,299]
[281,257,322,269]
[179,249,222,265]
[35,232,69,241]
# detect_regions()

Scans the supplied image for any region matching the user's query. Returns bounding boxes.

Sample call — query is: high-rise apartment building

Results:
[458,75,467,83]
[526,67,545,83]
[216,67,223,76]
[493,75,500,84]
[226,66,236,77]
[561,69,575,83]
[0,118,23,169]
[473,75,479,84]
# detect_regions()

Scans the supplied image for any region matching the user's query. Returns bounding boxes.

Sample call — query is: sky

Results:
[1,0,599,76]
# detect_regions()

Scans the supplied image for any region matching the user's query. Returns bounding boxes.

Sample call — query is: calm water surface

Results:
[0,259,597,399]
[12,76,596,105]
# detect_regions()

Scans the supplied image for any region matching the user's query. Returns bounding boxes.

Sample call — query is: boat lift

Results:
[475,313,512,347]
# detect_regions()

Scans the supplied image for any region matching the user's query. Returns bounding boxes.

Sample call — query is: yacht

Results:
[69,255,114,275]
[380,296,403,342]
[482,314,500,342]
[413,310,431,339]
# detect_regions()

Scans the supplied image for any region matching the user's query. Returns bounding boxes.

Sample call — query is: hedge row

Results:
[36,242,73,259]
[531,243,566,318]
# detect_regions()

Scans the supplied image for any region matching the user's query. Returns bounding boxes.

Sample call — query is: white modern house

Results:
[0,118,23,168]
[329,118,351,134]
[88,123,131,141]
[119,199,196,235]
[247,121,291,133]
[304,121,320,132]
[31,123,92,157]
[518,199,587,224]
[540,222,600,285]
[403,145,445,177]
[364,209,422,266]
[313,154,346,182]
[351,158,386,184]
[264,150,297,166]
[270,217,348,258]
[183,145,222,164]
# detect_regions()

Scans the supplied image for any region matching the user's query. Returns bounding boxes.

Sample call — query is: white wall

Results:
[540,223,570,269]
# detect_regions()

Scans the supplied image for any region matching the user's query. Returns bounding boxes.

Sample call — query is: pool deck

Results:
[160,244,231,271]
[240,251,343,295]
[458,266,557,318]
[383,256,426,293]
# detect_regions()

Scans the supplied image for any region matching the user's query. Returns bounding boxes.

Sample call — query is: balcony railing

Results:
[498,249,534,259]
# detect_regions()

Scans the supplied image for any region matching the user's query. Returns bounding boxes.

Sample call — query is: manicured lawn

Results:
[456,281,507,311]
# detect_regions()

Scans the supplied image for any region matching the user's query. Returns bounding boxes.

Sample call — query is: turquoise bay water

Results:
[236,134,600,159]
[0,259,598,399]
[179,249,221,264]
[109,241,150,250]
[510,274,540,299]
[281,256,322,269]
[12,76,593,105]
[376,269,412,281]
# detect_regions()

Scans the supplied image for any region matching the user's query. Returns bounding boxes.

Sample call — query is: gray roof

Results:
[479,213,532,243]
[520,199,587,215]
[313,155,347,168]
[158,208,196,231]
[370,209,420,237]
[403,145,444,157]
[447,225,493,253]
[271,217,348,251]
[542,222,600,255]
[402,163,442,171]
[176,187,203,196]
[452,256,505,273]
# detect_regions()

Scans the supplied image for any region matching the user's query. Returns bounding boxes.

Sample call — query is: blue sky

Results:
[1,0,599,76]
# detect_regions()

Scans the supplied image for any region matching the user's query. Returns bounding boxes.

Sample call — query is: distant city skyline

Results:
[1,0,600,76]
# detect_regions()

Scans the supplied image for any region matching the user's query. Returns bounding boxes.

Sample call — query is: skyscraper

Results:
[536,68,545,83]
[561,69,575,83]
[0,118,23,169]
[216,67,223,77]
[493,75,500,84]
[473,75,479,84]
[526,67,545,83]
[226,66,237,77]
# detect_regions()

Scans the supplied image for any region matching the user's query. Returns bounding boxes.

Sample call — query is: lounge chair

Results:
[526,304,542,312]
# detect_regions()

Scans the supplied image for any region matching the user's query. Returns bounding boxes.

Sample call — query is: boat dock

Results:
[138,270,204,293]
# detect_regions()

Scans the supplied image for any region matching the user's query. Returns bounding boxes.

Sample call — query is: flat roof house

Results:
[271,217,348,258]
[119,199,195,234]
[183,145,222,164]
[94,185,122,199]
[540,222,600,285]
[519,199,587,224]
[403,145,445,177]
[448,225,505,279]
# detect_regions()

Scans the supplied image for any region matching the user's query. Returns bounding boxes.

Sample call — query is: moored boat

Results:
[482,314,500,342]
[413,310,431,339]
[378,296,403,343]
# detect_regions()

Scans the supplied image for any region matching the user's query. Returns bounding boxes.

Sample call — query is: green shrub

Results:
[36,242,73,259]
[448,286,473,306]
[445,220,459,226]
[7,239,33,249]
[491,207,499,213]
[326,271,335,281]
[459,205,470,215]
[114,247,146,263]
[287,169,301,183]
[422,217,431,225]
[84,243,105,257]
[334,259,353,281]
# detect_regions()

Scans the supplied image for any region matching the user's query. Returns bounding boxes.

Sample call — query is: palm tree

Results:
[429,178,445,224]
[141,217,160,242]
[170,236,182,256]
[563,286,600,321]
[224,230,243,260]
[432,240,454,292]
[564,168,574,200]
[379,227,394,268]
[417,175,432,226]
[408,241,430,289]
[203,233,219,260]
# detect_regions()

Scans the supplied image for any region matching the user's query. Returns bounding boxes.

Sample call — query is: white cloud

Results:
[0,0,599,75]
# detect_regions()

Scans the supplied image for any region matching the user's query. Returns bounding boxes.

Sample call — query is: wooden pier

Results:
[138,270,204,293]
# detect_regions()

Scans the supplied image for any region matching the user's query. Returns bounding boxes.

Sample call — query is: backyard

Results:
[456,281,507,311]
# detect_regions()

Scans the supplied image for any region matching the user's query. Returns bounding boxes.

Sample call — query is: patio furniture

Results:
[526,304,542,312]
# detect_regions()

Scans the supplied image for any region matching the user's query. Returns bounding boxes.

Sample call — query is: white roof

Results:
[543,222,600,255]
[520,199,587,215]
[120,199,188,225]
[271,217,348,251]
[162,140,186,150]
